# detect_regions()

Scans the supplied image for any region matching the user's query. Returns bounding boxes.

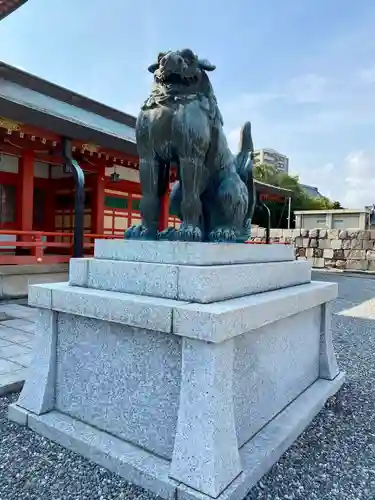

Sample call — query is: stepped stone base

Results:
[9,241,344,500]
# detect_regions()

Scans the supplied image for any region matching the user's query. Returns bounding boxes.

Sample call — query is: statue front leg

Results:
[177,157,206,242]
[125,156,163,240]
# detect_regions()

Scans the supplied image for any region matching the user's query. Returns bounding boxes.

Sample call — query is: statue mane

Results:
[142,71,223,125]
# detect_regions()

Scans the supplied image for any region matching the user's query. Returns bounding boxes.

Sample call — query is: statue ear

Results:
[148,52,167,73]
[197,59,216,71]
[148,63,158,73]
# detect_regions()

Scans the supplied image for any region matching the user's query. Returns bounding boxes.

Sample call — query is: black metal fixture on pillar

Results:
[255,191,271,244]
[62,137,85,258]
[110,165,120,182]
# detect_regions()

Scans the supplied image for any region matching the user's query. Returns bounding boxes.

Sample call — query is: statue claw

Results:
[124,225,157,240]
[209,227,236,243]
[176,224,202,242]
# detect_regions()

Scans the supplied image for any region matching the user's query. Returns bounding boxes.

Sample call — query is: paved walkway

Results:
[0,303,37,396]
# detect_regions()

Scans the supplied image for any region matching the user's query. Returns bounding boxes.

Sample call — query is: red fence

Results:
[0,230,123,265]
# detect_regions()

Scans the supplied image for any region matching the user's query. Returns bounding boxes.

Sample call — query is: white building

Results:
[294,209,370,230]
[253,148,289,173]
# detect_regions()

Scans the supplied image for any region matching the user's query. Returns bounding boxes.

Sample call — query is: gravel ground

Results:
[1,273,375,500]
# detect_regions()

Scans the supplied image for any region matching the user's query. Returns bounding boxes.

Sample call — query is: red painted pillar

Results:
[19,150,34,234]
[158,187,170,232]
[93,165,105,235]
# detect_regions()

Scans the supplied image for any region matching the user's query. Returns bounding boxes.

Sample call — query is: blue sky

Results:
[1,0,375,207]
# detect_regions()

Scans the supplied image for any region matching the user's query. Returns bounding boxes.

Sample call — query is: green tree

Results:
[332,201,343,209]
[252,163,341,228]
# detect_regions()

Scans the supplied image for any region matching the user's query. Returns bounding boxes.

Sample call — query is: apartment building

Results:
[253,148,289,173]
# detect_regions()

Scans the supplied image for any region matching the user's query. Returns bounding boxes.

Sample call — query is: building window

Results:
[132,199,141,211]
[104,196,128,210]
[0,184,16,225]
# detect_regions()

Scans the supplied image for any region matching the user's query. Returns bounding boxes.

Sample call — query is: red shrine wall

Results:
[0,154,180,239]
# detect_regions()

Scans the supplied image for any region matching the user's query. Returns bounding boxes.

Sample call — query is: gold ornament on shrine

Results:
[81,143,99,154]
[0,117,21,133]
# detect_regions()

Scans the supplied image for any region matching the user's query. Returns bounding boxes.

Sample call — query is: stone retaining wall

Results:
[250,228,375,271]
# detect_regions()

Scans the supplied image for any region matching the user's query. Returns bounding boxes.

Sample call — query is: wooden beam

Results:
[93,165,105,234]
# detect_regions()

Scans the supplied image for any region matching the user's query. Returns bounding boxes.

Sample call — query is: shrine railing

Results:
[0,230,123,265]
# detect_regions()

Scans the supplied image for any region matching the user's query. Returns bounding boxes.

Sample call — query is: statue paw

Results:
[158,227,178,241]
[176,224,202,242]
[124,225,157,240]
[209,227,236,243]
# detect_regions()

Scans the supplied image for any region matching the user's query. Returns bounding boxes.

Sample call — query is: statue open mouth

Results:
[155,72,199,86]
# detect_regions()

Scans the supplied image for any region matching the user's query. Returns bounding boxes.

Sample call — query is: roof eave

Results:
[0,97,138,156]
[254,179,293,198]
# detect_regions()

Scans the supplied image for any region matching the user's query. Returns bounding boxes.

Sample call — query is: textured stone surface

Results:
[17,309,57,414]
[50,283,181,333]
[233,306,321,447]
[28,283,52,309]
[94,240,294,265]
[28,282,67,309]
[19,373,343,500]
[85,259,311,303]
[331,240,342,250]
[177,260,311,303]
[170,338,241,498]
[55,313,181,459]
[87,259,179,299]
[8,402,28,425]
[177,373,345,500]
[4,273,373,500]
[323,249,334,259]
[319,302,339,380]
[69,258,90,287]
[27,411,178,500]
[173,281,338,342]
[250,228,375,272]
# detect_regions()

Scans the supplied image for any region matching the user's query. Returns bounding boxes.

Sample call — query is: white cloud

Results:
[297,151,375,207]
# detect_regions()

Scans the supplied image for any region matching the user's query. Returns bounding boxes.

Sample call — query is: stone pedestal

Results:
[9,241,344,500]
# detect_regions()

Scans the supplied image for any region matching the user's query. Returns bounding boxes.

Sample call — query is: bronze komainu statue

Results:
[125,49,255,242]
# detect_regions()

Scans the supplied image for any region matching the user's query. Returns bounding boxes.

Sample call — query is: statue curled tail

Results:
[235,121,256,239]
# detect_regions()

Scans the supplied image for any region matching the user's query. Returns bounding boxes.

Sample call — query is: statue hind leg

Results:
[207,172,248,242]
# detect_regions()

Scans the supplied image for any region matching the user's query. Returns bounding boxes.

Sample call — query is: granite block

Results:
[84,259,310,304]
[28,283,52,309]
[170,338,241,498]
[233,306,320,446]
[17,310,57,414]
[177,260,311,303]
[51,283,181,333]
[87,259,179,299]
[319,302,339,380]
[173,281,338,343]
[177,373,345,500]
[8,402,28,426]
[69,258,90,287]
[55,313,182,459]
[28,282,68,309]
[94,240,294,265]
[28,411,179,500]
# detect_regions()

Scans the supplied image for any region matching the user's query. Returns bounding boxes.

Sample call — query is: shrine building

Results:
[0,0,291,266]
